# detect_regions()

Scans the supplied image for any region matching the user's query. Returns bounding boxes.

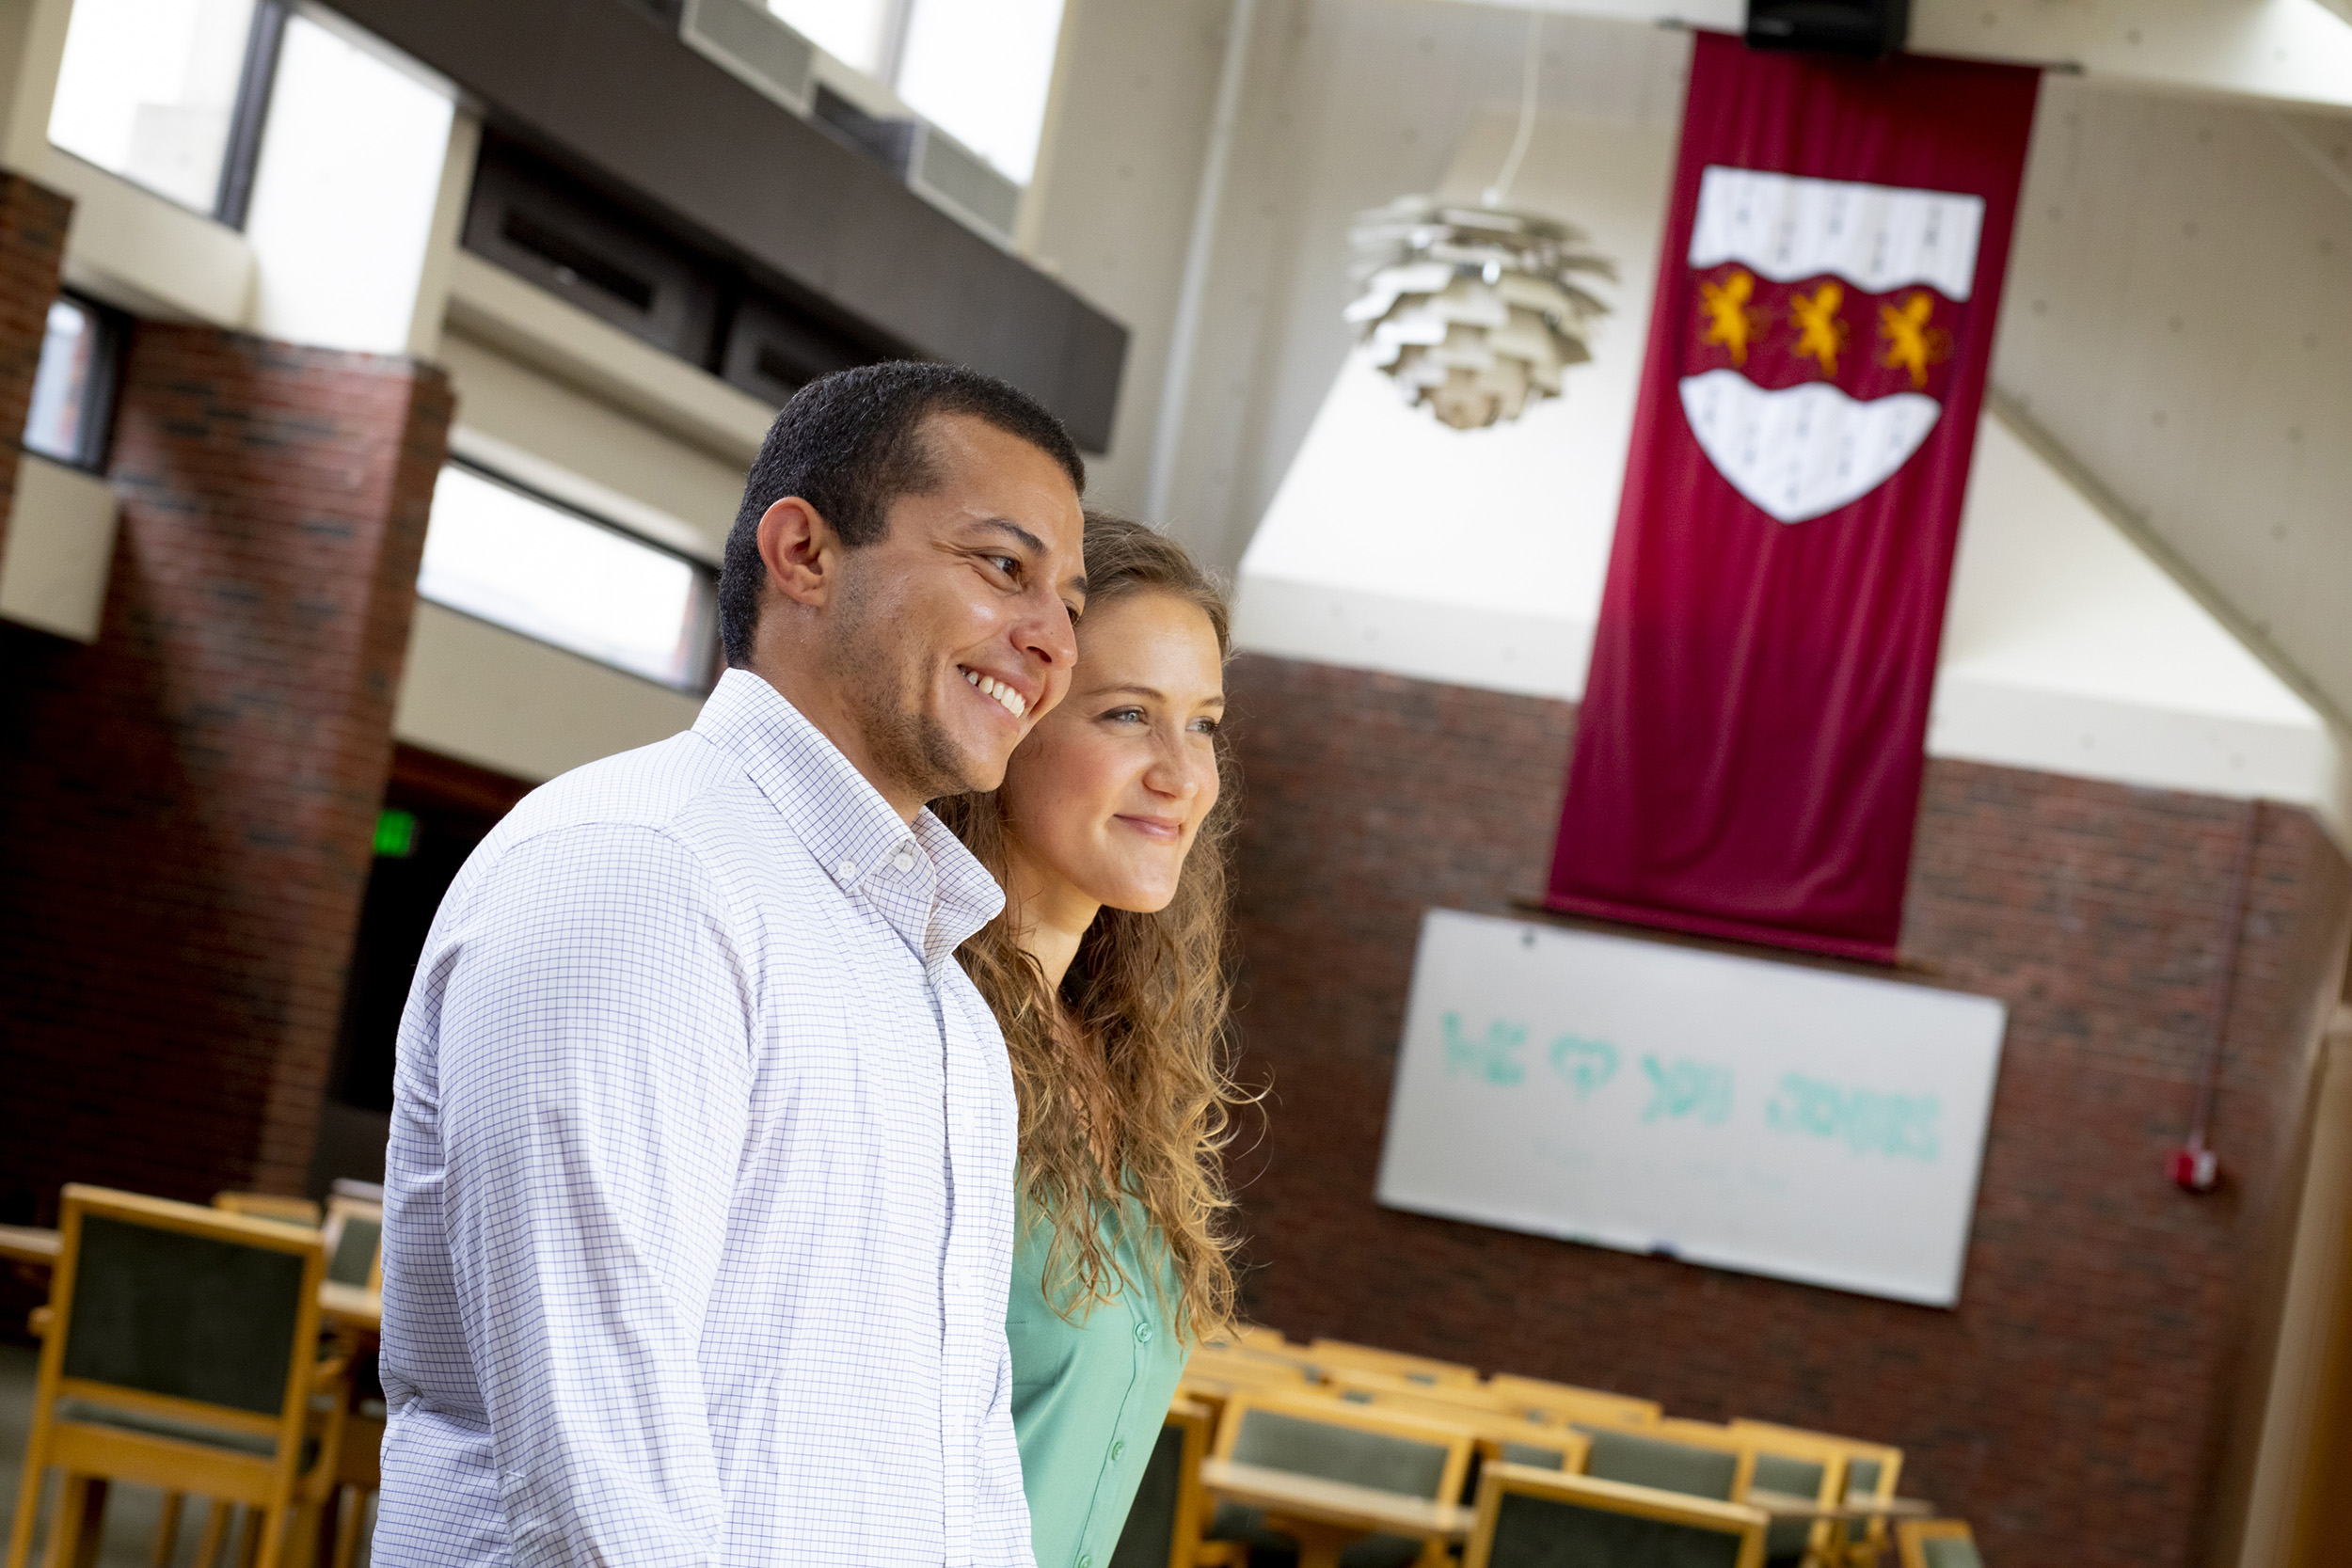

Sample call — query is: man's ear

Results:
[756,497,839,610]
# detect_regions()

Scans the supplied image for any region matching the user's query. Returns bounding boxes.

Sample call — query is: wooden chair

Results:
[1896,1519,1980,1568]
[1107,1399,1239,1568]
[1568,1417,1758,1502]
[1305,1339,1481,1387]
[1461,1463,1768,1568]
[1730,1420,1903,1567]
[211,1194,323,1229]
[1694,1422,1849,1567]
[1324,1374,1590,1477]
[1483,1372,1662,1427]
[7,1185,348,1568]
[319,1196,383,1292]
[1208,1389,1476,1568]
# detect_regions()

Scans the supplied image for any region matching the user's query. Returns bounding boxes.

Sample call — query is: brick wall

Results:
[0,325,453,1219]
[0,172,72,555]
[1222,654,2352,1568]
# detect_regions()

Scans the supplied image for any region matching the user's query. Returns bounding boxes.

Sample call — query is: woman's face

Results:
[999,590,1225,915]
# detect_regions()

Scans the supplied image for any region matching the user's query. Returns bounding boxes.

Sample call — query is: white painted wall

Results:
[0,453,117,641]
[393,603,703,784]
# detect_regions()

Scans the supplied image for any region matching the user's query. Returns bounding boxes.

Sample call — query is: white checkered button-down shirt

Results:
[376,669,1032,1567]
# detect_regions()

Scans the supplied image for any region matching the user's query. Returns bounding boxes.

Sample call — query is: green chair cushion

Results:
[64,1216,305,1416]
[1486,1488,1748,1568]
[1922,1537,1983,1568]
[1750,1451,1828,1558]
[1231,1409,1451,1499]
[326,1219,380,1288]
[1499,1440,1570,1469]
[1574,1428,1740,1501]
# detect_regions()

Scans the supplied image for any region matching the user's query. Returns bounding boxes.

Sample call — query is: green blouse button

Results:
[1111,1439,1126,1462]
[1135,1322,1153,1344]
[1077,1556,1092,1568]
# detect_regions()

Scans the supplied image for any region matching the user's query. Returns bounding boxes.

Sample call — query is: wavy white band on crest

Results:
[1687,166,1984,301]
[1679,370,1942,524]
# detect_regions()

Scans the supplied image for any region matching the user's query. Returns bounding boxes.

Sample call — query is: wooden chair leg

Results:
[329,1488,366,1568]
[151,1492,184,1568]
[191,1502,230,1568]
[235,1506,262,1568]
[5,1452,44,1568]
[41,1475,106,1568]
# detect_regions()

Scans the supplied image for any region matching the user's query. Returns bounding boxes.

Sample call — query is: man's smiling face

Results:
[822,412,1089,805]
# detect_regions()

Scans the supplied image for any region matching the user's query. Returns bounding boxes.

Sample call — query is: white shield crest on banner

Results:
[1680,166,1984,524]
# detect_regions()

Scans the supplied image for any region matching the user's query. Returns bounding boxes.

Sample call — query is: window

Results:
[48,0,284,221]
[22,294,125,472]
[771,0,1066,183]
[419,463,720,692]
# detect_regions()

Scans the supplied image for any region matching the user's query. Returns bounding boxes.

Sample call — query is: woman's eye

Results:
[1102,706,1147,724]
[985,555,1019,577]
[1190,717,1222,736]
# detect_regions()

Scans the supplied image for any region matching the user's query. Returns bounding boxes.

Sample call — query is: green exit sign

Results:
[374,809,419,859]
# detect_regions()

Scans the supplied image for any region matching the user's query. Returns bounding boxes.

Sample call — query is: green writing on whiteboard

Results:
[1443,1014,1527,1085]
[1766,1073,1940,1161]
[1640,1054,1733,1125]
[1548,1035,1619,1099]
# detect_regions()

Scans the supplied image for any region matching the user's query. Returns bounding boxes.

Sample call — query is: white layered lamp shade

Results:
[1346,198,1613,430]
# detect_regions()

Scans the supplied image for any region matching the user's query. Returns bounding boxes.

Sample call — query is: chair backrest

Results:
[1485,1372,1663,1426]
[1306,1338,1481,1386]
[47,1185,325,1443]
[1726,1419,1901,1500]
[1110,1399,1215,1568]
[1327,1374,1587,1474]
[1724,1425,1847,1562]
[1215,1390,1474,1504]
[321,1196,384,1290]
[1899,1519,1982,1568]
[1464,1463,1767,1568]
[212,1192,322,1228]
[1572,1420,1756,1501]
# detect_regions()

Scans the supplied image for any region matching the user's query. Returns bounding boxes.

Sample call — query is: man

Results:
[375,363,1089,1566]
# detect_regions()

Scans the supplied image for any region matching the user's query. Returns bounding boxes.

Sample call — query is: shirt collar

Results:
[693,670,1004,961]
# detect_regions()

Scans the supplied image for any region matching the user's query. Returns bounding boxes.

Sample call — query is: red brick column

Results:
[0,327,453,1213]
[0,172,72,556]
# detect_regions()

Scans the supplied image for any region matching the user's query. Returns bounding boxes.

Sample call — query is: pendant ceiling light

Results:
[1344,12,1613,431]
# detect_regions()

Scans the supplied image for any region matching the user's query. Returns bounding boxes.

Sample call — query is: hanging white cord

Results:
[1484,8,1543,209]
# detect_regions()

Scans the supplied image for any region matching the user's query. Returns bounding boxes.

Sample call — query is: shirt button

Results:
[893,848,916,873]
[1110,1440,1126,1463]
[834,859,858,881]
[1135,1322,1153,1344]
[1077,1557,1091,1568]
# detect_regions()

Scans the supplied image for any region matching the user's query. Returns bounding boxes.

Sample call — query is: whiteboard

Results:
[1375,910,2007,1307]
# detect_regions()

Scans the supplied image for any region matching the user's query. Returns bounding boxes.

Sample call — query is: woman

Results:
[935,512,1246,1568]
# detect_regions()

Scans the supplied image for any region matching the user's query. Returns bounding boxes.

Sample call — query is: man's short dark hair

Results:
[718,361,1087,666]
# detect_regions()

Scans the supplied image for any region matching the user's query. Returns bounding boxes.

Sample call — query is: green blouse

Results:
[1008,1192,1187,1568]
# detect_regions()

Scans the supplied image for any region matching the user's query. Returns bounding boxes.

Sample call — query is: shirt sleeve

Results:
[433,822,755,1568]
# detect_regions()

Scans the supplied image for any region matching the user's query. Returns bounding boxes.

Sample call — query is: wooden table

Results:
[0,1224,62,1267]
[1746,1486,1937,1521]
[1199,1457,1474,1568]
[0,1225,383,1331]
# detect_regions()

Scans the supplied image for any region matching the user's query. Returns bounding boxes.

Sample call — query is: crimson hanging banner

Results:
[1545,33,2040,963]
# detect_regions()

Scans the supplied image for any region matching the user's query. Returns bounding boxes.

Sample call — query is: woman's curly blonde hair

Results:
[932,511,1244,1343]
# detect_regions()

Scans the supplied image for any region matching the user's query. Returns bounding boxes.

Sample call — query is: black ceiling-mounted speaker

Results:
[1744,0,1910,58]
